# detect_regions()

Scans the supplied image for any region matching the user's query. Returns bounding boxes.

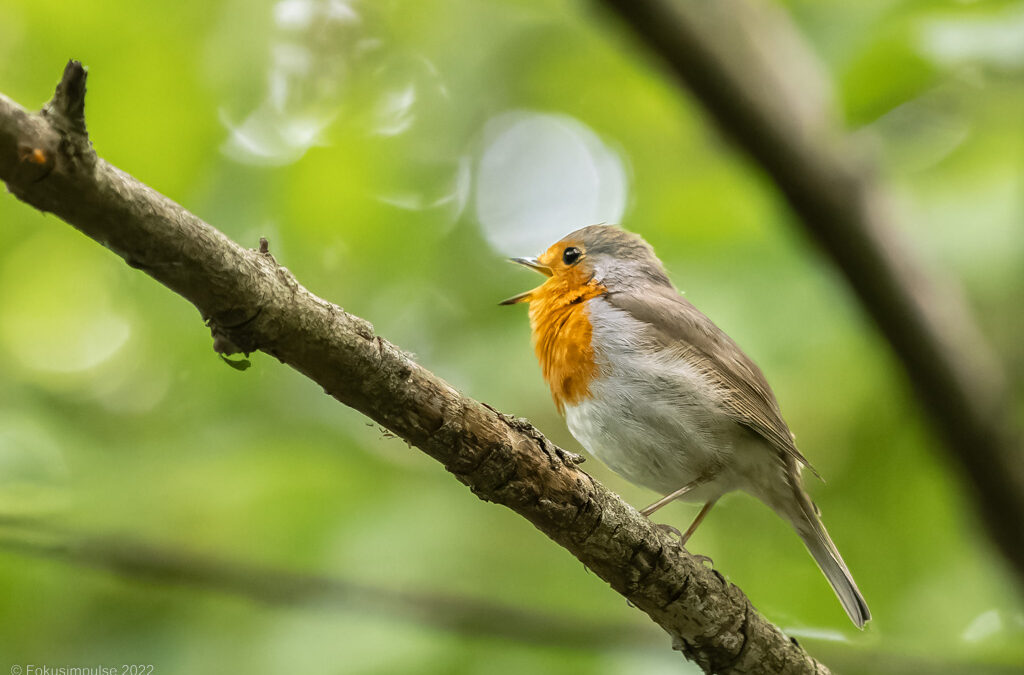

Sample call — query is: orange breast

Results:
[527,277,607,414]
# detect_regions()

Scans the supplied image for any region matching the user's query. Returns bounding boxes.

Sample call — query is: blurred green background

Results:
[0,0,1022,673]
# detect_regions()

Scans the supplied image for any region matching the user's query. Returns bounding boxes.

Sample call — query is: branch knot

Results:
[41,60,96,172]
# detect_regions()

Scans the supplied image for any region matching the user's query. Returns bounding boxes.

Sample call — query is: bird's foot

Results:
[655,522,684,540]
[654,523,713,566]
[688,552,714,567]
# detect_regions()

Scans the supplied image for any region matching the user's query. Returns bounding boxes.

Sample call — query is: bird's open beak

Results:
[499,257,552,305]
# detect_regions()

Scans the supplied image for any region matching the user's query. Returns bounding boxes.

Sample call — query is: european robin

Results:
[502,224,870,628]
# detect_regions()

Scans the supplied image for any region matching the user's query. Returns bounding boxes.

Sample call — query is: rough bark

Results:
[0,62,828,675]
[598,0,1024,584]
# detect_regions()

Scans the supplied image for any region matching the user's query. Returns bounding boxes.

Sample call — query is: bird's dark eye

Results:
[562,247,582,265]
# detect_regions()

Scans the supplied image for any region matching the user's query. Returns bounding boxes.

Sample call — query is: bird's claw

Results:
[689,552,714,567]
[654,523,713,566]
[655,523,685,541]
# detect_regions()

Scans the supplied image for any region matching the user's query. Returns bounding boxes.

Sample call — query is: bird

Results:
[501,224,870,628]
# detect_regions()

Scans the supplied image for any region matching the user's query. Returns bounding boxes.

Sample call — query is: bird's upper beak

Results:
[499,257,552,305]
[509,257,553,276]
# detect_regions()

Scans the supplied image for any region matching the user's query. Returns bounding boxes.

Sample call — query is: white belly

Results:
[563,297,742,501]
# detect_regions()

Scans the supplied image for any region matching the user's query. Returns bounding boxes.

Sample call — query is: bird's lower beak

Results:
[500,257,552,306]
[499,289,534,305]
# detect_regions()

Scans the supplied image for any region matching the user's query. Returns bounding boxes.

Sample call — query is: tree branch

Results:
[0,62,829,675]
[597,0,1024,584]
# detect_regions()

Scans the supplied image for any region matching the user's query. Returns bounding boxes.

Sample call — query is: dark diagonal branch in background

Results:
[598,0,1024,584]
[0,520,657,651]
[0,63,828,675]
[0,521,1019,675]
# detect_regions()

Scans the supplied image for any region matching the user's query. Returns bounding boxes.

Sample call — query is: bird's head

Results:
[500,224,671,305]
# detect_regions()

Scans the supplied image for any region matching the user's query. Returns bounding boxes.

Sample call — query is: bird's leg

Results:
[680,498,718,546]
[639,476,710,517]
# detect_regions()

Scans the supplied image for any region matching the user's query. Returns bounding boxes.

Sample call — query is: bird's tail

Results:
[784,483,871,628]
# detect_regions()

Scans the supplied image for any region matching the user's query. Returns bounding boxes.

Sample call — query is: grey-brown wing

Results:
[606,286,819,476]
